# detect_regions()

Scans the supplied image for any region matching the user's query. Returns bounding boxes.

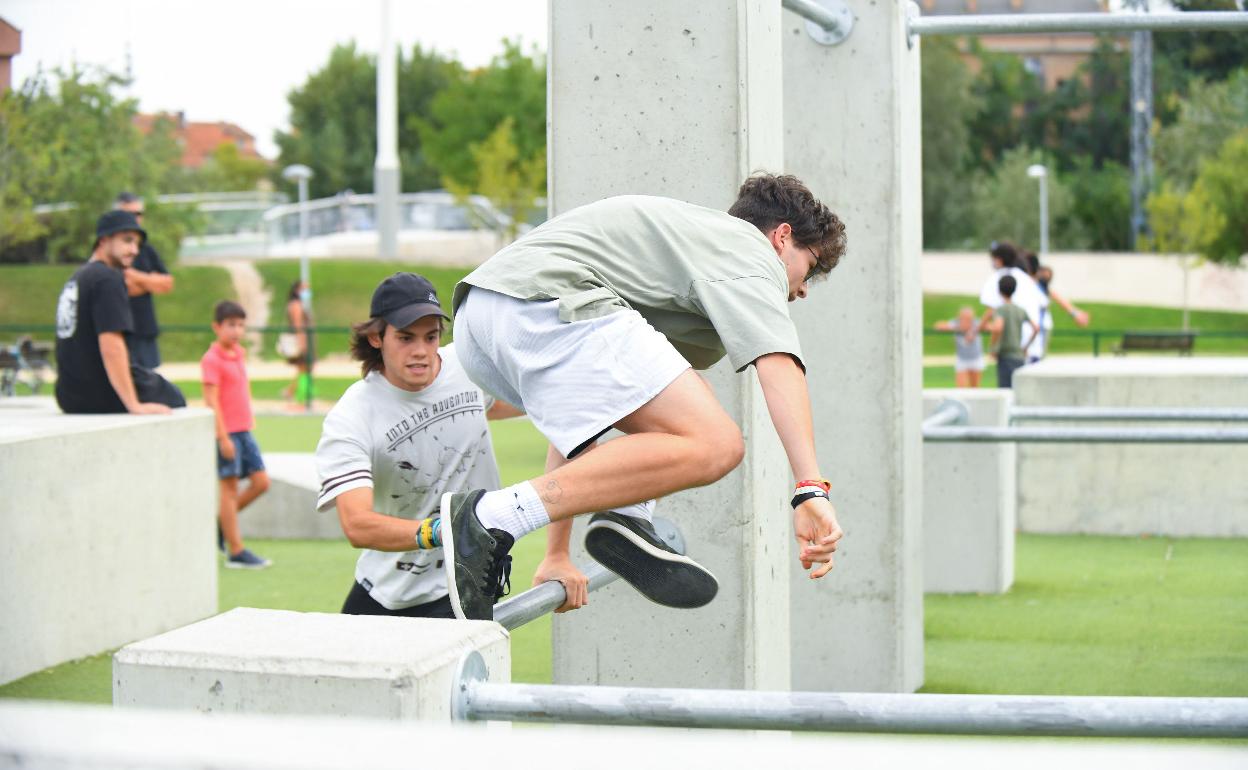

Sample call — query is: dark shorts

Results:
[997,356,1025,389]
[340,582,454,618]
[217,430,265,480]
[127,335,161,369]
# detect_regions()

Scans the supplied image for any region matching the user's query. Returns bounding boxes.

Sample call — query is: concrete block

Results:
[1015,358,1248,537]
[783,0,925,692]
[113,607,510,719]
[238,453,342,540]
[548,0,792,692]
[0,399,217,686]
[923,389,1015,594]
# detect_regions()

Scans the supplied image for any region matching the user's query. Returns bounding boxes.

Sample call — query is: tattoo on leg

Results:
[541,480,564,506]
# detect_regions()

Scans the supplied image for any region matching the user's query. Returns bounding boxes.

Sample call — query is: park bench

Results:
[1113,331,1196,356]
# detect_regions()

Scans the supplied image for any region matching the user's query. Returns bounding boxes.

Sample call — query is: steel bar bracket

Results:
[785,0,855,46]
[450,650,488,723]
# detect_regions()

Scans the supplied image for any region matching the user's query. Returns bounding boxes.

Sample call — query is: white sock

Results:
[611,499,655,521]
[474,482,551,541]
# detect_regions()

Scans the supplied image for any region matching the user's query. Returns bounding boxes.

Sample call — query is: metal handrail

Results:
[452,651,1248,738]
[1011,407,1248,423]
[910,10,1248,37]
[924,425,1248,443]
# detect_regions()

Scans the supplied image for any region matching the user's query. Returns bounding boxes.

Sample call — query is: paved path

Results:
[220,260,271,351]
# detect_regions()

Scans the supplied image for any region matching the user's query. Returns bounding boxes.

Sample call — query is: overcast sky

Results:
[1,0,548,157]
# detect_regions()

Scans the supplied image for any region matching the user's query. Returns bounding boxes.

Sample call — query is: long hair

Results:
[349,317,386,377]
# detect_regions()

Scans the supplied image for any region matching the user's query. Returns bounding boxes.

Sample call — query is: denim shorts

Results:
[217,430,266,480]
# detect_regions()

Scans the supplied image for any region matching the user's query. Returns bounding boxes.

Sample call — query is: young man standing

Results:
[441,173,848,620]
[115,192,174,369]
[315,274,588,618]
[54,210,185,415]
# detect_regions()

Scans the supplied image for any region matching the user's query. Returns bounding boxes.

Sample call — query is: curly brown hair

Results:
[727,173,847,280]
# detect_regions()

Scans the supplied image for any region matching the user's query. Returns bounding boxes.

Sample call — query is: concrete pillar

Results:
[782,0,925,692]
[923,390,1015,595]
[548,0,792,691]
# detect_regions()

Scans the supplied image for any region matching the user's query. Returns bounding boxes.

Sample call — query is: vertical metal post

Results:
[1128,0,1154,248]
[375,0,401,259]
[1037,172,1049,257]
[297,177,314,413]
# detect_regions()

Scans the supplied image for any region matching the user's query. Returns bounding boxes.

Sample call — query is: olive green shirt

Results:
[995,302,1030,359]
[453,195,804,372]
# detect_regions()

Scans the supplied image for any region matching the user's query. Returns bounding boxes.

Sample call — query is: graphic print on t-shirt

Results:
[383,389,488,451]
[382,393,488,516]
[56,280,79,339]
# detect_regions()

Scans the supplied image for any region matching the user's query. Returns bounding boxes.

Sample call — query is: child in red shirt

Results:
[201,301,272,569]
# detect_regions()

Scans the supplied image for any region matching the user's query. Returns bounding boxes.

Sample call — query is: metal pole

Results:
[1011,407,1248,423]
[909,11,1248,37]
[455,672,1248,738]
[297,177,313,413]
[923,426,1248,443]
[922,399,968,431]
[375,0,401,259]
[1038,172,1049,257]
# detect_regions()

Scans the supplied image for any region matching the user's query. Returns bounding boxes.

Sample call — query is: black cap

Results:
[96,210,147,242]
[370,272,450,329]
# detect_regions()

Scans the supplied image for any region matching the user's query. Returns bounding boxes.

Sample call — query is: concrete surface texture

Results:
[8,702,1246,770]
[921,251,1248,313]
[113,608,510,719]
[548,0,792,693]
[238,453,342,540]
[1014,357,1248,536]
[0,399,218,685]
[923,390,1016,594]
[783,0,925,692]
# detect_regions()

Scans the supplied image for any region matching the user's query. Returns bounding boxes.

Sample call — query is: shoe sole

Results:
[224,561,270,570]
[440,492,470,620]
[585,519,718,609]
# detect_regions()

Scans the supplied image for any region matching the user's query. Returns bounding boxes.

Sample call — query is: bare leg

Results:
[219,477,244,555]
[236,470,271,512]
[528,369,744,521]
[955,370,970,388]
[968,369,982,388]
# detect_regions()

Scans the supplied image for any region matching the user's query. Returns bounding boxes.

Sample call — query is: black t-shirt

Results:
[55,260,134,413]
[127,242,168,338]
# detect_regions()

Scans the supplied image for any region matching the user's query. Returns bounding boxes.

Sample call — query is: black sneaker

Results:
[225,548,271,570]
[585,512,718,608]
[440,489,515,620]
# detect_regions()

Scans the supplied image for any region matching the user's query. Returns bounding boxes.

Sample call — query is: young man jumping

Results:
[447,174,847,620]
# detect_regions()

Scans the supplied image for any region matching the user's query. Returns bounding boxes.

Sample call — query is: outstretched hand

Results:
[533,553,590,613]
[793,496,843,579]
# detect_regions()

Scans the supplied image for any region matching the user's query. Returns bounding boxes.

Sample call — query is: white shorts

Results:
[454,288,691,458]
[955,357,985,373]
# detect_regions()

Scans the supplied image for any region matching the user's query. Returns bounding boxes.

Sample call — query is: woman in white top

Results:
[970,241,1046,362]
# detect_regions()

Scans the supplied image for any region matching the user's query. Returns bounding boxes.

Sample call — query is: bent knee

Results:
[692,423,744,485]
[250,475,271,493]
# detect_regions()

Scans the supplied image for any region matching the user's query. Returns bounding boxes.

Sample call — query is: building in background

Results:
[133,112,266,167]
[919,0,1111,91]
[0,18,20,94]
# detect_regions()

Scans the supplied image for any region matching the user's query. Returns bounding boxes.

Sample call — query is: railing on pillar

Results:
[908,10,1248,37]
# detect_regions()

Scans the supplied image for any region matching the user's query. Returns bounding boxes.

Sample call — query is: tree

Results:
[1190,129,1248,266]
[416,39,546,195]
[446,117,546,243]
[275,43,458,199]
[920,37,978,248]
[965,40,1047,169]
[968,146,1084,251]
[0,66,183,262]
[1066,158,1132,251]
[1154,69,1248,189]
[199,143,272,192]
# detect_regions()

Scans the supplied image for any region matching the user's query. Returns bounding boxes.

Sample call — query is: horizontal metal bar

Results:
[462,681,1248,738]
[922,399,968,430]
[492,562,617,631]
[782,0,844,33]
[910,11,1248,37]
[1011,407,1248,423]
[924,426,1248,443]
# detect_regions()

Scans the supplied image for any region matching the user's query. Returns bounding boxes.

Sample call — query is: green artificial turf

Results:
[173,378,359,403]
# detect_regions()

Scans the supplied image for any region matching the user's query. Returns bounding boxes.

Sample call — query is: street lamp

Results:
[281,163,314,412]
[1026,164,1049,258]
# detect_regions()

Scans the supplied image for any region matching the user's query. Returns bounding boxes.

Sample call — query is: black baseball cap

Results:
[370,272,450,329]
[96,209,147,242]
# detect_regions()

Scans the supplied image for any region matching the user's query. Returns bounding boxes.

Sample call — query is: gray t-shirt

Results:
[453,195,804,372]
[950,319,984,362]
[315,345,500,610]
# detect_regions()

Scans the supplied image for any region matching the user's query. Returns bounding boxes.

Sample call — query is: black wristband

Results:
[791,489,829,509]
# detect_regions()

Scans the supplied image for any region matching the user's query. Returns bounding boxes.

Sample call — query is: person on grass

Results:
[989,275,1038,389]
[398,173,849,621]
[54,210,185,415]
[202,300,272,569]
[313,274,586,618]
[934,306,985,388]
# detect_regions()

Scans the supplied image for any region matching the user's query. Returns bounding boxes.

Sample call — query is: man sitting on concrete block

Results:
[54,210,185,415]
[425,174,848,620]
[315,273,586,619]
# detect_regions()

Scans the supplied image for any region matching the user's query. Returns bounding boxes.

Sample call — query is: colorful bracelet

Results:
[795,478,832,493]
